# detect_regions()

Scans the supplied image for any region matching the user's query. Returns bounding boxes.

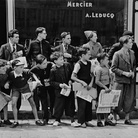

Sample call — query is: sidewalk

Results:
[0,119,138,138]
[7,100,138,120]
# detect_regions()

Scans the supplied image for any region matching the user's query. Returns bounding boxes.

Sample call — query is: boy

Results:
[30,54,54,125]
[4,59,44,128]
[95,53,116,127]
[50,51,76,126]
[0,61,12,127]
[71,47,94,128]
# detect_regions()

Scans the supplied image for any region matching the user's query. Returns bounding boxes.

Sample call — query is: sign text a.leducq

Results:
[67,1,93,7]
[85,12,115,19]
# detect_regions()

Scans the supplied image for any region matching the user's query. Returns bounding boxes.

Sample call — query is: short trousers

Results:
[12,84,31,98]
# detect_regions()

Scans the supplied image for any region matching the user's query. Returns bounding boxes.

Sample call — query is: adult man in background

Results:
[0,29,26,113]
[53,32,78,70]
[27,27,52,67]
[111,36,136,125]
[108,31,138,67]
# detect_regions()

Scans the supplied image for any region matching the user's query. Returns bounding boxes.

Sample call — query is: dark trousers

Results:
[114,82,135,114]
[54,91,75,122]
[35,86,49,121]
[33,89,40,111]
[47,86,55,116]
[77,97,92,124]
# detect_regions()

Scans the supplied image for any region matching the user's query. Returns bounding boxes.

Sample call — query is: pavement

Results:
[0,100,137,138]
[6,100,138,120]
[0,119,138,138]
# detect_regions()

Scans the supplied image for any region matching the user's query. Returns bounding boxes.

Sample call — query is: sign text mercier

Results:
[67,1,115,19]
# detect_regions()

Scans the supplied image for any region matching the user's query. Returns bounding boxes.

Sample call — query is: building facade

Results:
[1,0,134,48]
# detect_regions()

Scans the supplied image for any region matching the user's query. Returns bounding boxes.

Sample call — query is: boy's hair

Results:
[78,47,90,57]
[8,29,19,38]
[50,51,63,62]
[35,54,47,64]
[88,31,97,41]
[35,27,46,36]
[97,53,108,63]
[60,32,70,39]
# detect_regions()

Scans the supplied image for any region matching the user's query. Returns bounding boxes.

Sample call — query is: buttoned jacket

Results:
[111,48,136,84]
[0,43,25,61]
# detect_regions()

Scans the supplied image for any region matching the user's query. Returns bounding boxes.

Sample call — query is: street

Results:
[0,119,138,138]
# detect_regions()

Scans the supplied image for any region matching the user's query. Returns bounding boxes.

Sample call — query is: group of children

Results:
[0,46,117,128]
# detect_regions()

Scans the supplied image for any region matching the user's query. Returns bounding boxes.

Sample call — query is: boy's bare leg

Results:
[28,96,44,126]
[12,97,19,122]
[3,105,8,120]
[28,96,39,120]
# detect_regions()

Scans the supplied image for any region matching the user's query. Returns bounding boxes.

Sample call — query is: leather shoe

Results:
[105,120,116,126]
[10,122,19,128]
[35,120,45,126]
[124,120,135,125]
[3,120,12,125]
[97,121,104,127]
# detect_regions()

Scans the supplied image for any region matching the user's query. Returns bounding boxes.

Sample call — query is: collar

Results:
[9,40,16,51]
[122,47,129,55]
[89,40,97,46]
[13,71,23,78]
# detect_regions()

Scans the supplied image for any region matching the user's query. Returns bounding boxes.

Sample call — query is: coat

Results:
[0,43,25,61]
[111,48,136,84]
[53,44,79,65]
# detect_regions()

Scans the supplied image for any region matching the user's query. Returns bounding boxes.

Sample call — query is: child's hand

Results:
[4,82,9,89]
[87,85,91,91]
[105,87,111,93]
[68,80,72,86]
[37,81,42,86]
[81,81,87,87]
[63,83,71,89]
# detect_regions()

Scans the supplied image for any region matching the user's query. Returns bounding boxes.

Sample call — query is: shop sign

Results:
[85,12,115,19]
[67,1,115,19]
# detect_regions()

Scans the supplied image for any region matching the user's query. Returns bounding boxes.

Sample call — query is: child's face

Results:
[54,56,64,67]
[14,65,24,74]
[39,59,47,69]
[101,56,109,66]
[83,50,91,61]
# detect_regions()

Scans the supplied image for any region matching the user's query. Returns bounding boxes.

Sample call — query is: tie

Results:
[64,45,68,52]
[40,42,43,54]
[12,44,16,53]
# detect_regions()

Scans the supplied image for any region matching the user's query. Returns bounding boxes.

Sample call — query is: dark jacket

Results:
[49,63,72,97]
[27,39,52,62]
[0,43,25,61]
[53,44,79,65]
[108,42,122,61]
[108,42,138,67]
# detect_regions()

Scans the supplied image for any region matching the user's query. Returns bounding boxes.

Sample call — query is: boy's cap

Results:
[12,59,24,67]
[123,30,133,36]
[84,31,93,39]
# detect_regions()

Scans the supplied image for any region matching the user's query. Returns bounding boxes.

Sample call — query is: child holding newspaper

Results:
[0,61,12,127]
[71,47,94,128]
[50,51,76,127]
[4,59,44,128]
[95,53,116,127]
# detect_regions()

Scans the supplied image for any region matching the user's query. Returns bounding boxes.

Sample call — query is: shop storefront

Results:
[13,0,126,49]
